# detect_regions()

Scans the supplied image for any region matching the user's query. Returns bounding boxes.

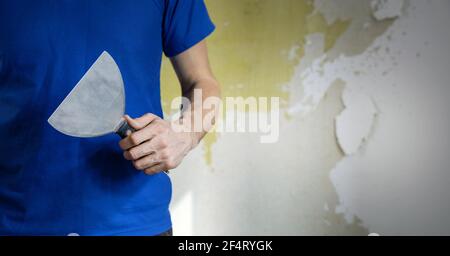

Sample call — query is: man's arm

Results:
[118,40,220,175]
[170,39,221,145]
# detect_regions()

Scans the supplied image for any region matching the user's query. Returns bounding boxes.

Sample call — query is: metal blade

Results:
[48,51,125,137]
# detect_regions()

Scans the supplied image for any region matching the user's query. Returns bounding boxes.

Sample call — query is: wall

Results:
[161,0,450,235]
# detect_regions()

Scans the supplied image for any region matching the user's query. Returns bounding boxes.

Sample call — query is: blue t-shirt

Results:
[0,0,214,235]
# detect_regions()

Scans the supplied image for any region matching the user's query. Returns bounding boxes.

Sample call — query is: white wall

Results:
[330,0,450,235]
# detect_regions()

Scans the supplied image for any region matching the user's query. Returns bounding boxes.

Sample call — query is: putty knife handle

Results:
[116,119,136,139]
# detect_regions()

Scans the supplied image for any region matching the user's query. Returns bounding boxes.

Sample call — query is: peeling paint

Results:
[286,0,396,118]
[329,0,450,234]
[371,0,404,21]
[335,85,377,155]
[162,0,351,106]
[161,0,352,165]
[306,14,350,52]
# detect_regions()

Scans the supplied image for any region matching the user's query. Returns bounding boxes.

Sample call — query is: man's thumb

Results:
[124,113,158,130]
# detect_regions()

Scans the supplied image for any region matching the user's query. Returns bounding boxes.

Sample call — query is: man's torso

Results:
[0,0,172,236]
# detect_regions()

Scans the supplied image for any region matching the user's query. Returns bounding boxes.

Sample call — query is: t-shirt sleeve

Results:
[162,0,215,57]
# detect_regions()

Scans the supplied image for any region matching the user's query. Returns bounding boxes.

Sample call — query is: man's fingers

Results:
[143,163,166,175]
[119,119,164,150]
[132,154,160,171]
[120,128,152,151]
[118,114,159,150]
[125,113,159,130]
[124,139,162,160]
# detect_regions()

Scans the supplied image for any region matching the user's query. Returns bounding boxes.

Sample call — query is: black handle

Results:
[115,119,136,139]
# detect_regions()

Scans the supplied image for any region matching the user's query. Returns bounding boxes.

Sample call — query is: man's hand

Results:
[120,40,220,175]
[119,114,195,175]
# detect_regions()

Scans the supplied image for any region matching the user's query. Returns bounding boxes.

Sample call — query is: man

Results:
[0,0,220,235]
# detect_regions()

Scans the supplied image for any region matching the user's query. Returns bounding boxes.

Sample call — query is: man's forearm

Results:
[179,77,221,149]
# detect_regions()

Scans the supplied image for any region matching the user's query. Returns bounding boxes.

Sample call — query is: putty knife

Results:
[48,51,133,138]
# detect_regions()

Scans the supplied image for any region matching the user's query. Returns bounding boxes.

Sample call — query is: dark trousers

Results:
[157,228,173,236]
